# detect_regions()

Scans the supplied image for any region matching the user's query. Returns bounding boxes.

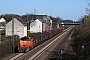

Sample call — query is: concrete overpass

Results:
[59,23,80,25]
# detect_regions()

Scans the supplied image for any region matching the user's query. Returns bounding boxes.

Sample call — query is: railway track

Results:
[33,27,73,60]
[8,53,24,60]
[45,27,74,60]
[8,27,72,60]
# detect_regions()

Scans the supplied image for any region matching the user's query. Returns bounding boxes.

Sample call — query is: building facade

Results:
[30,19,42,33]
[5,18,27,37]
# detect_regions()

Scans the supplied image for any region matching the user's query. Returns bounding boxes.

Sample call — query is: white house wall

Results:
[50,20,52,30]
[6,18,24,36]
[24,26,27,36]
[30,19,42,33]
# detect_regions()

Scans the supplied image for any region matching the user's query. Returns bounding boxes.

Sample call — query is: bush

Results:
[0,35,19,58]
[72,22,90,60]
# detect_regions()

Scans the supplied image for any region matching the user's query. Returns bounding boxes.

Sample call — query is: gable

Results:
[35,19,42,23]
[6,18,24,27]
[0,18,6,22]
[30,19,42,33]
[30,19,42,27]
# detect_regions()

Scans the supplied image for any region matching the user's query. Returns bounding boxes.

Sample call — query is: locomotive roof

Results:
[20,36,29,40]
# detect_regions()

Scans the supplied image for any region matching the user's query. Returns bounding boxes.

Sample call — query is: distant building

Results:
[0,18,6,22]
[30,19,42,33]
[21,14,52,31]
[1,14,52,36]
[0,18,6,30]
[30,17,52,33]
[43,17,51,31]
[5,18,27,37]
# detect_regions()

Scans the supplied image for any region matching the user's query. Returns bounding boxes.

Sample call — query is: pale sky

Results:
[0,0,89,21]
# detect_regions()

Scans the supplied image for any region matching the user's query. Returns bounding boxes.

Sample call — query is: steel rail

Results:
[26,27,72,60]
[7,27,72,60]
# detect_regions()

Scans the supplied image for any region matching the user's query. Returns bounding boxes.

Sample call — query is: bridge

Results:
[58,23,80,25]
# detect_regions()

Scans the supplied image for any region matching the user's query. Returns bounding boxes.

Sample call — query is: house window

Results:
[39,25,40,28]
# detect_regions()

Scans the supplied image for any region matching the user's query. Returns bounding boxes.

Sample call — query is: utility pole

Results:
[27,13,30,37]
[12,14,14,52]
[0,28,1,44]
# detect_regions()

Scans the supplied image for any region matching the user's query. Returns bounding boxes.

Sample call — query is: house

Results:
[30,17,52,33]
[0,18,6,22]
[30,19,42,33]
[46,16,52,30]
[1,14,52,36]
[21,14,52,30]
[5,18,27,37]
[42,17,51,31]
[43,22,50,31]
[0,18,6,30]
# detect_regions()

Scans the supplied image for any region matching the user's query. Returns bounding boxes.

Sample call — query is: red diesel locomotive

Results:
[18,28,63,52]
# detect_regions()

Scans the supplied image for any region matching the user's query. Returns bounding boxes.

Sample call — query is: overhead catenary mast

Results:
[32,7,38,19]
[33,7,37,15]
[12,14,14,52]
